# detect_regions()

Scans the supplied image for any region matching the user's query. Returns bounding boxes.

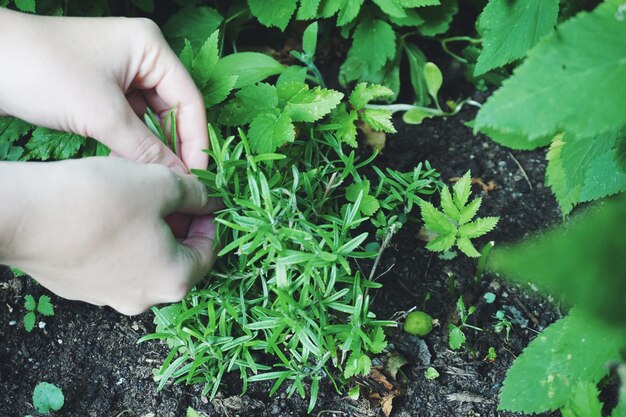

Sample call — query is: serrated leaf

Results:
[458,217,498,239]
[331,105,358,147]
[475,0,626,141]
[372,0,406,18]
[452,171,472,209]
[349,83,394,110]
[219,83,278,126]
[24,128,85,161]
[248,0,297,30]
[276,66,308,85]
[474,0,559,75]
[14,0,35,12]
[344,352,371,378]
[388,9,425,26]
[202,75,237,107]
[248,112,295,154]
[346,180,370,202]
[423,62,443,99]
[192,31,219,87]
[179,40,194,71]
[163,6,223,52]
[337,0,365,25]
[297,0,321,19]
[419,201,456,235]
[458,197,481,225]
[361,109,396,133]
[400,0,439,6]
[425,233,456,252]
[37,295,54,317]
[33,382,64,413]
[456,237,481,257]
[360,195,380,216]
[302,22,318,56]
[0,117,33,143]
[284,85,343,122]
[340,16,396,83]
[440,187,460,221]
[497,310,625,413]
[24,295,36,311]
[23,312,36,332]
[369,327,387,354]
[546,130,626,215]
[561,381,603,417]
[213,53,285,89]
[417,0,458,36]
[448,325,465,350]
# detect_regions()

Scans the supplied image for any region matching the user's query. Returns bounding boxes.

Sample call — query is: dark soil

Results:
[0,101,564,417]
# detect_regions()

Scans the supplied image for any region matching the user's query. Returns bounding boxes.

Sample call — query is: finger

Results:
[178,214,217,288]
[152,48,209,170]
[163,172,221,216]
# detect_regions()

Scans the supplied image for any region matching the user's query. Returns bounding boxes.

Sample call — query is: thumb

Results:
[95,94,187,173]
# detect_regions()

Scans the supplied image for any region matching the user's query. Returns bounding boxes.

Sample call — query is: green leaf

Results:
[130,0,154,12]
[14,0,35,12]
[546,130,626,214]
[423,62,443,100]
[360,195,380,216]
[361,109,396,133]
[219,83,278,126]
[452,171,472,209]
[192,31,220,87]
[561,381,603,417]
[37,295,54,317]
[186,407,203,417]
[302,22,318,56]
[0,117,32,143]
[425,233,456,252]
[448,325,465,350]
[417,0,458,36]
[440,187,460,221]
[248,112,295,154]
[458,217,499,239]
[297,0,321,19]
[33,382,65,413]
[456,237,481,257]
[489,195,626,327]
[213,53,285,89]
[475,0,626,141]
[24,128,85,161]
[23,312,36,332]
[10,267,26,277]
[336,0,365,25]
[457,197,481,225]
[474,0,559,75]
[400,0,439,6]
[276,66,308,85]
[476,125,553,150]
[248,0,297,30]
[372,0,406,18]
[387,9,425,26]
[404,43,430,106]
[24,295,36,312]
[344,352,371,378]
[202,75,237,107]
[402,108,433,125]
[349,83,394,110]
[497,310,625,413]
[163,7,223,52]
[419,201,456,235]
[284,85,343,122]
[369,327,387,354]
[340,16,396,83]
[331,105,358,147]
[346,180,371,202]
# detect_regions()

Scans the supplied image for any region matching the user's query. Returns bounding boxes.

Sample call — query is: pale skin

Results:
[0,9,218,315]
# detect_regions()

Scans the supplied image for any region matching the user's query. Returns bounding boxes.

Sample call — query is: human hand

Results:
[0,9,207,172]
[0,157,217,315]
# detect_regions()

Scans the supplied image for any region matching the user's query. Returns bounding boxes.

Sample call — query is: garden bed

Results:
[0,104,563,417]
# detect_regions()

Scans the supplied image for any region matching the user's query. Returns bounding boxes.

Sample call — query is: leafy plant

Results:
[32,382,64,414]
[419,170,499,258]
[23,294,54,332]
[448,296,481,350]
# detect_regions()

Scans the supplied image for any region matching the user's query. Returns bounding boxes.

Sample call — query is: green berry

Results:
[404,311,433,336]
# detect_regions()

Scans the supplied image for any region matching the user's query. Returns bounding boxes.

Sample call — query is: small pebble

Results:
[38,322,46,329]
[8,320,16,326]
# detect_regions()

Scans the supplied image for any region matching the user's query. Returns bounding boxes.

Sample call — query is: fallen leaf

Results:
[384,352,409,380]
[449,176,497,193]
[358,121,386,152]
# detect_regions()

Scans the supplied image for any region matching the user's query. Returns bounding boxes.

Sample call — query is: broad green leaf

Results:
[457,197,481,225]
[489,195,626,327]
[33,382,65,413]
[477,125,553,150]
[402,108,433,125]
[419,201,456,235]
[284,85,343,122]
[277,81,308,104]
[192,31,220,87]
[360,195,380,216]
[497,310,625,413]
[448,325,465,350]
[561,382,603,417]
[213,53,285,89]
[163,7,223,52]
[247,0,297,30]
[346,180,370,202]
[0,117,32,143]
[474,0,559,75]
[456,237,480,257]
[344,352,371,378]
[546,130,626,214]
[387,9,425,26]
[417,0,458,36]
[404,43,430,106]
[297,0,321,19]
[37,295,54,317]
[0,142,22,161]
[340,16,396,83]
[24,128,85,161]
[248,112,295,154]
[372,0,406,18]
[458,217,498,239]
[276,66,308,85]
[302,22,318,56]
[423,62,443,100]
[337,0,365,25]
[14,0,35,12]
[24,295,36,311]
[361,109,396,133]
[452,171,472,209]
[440,187,460,221]
[426,233,456,252]
[23,312,36,332]
[331,105,359,147]
[202,75,237,107]
[475,0,626,141]
[179,40,194,71]
[219,83,278,126]
[186,407,203,417]
[349,83,394,110]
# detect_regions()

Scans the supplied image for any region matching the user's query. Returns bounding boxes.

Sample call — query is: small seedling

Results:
[420,171,499,258]
[23,295,54,332]
[424,367,440,380]
[403,311,433,337]
[493,310,513,340]
[32,382,64,414]
[449,296,482,350]
[484,347,497,362]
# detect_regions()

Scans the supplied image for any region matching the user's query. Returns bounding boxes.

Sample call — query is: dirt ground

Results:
[0,95,565,417]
